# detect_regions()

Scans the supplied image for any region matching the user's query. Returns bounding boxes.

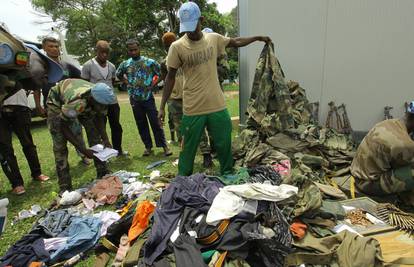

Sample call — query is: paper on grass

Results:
[90,144,118,161]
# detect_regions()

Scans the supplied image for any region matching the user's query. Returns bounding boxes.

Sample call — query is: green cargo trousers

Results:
[178,109,234,176]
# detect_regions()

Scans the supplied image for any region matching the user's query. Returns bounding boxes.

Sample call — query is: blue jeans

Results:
[130,95,167,149]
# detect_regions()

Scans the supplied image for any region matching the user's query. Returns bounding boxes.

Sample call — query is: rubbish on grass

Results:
[90,144,119,161]
[59,191,82,206]
[0,198,9,234]
[172,159,179,166]
[149,170,161,181]
[146,160,166,170]
[18,204,42,220]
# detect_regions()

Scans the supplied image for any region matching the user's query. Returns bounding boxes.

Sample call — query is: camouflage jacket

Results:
[351,118,414,181]
[234,43,354,185]
[47,78,105,121]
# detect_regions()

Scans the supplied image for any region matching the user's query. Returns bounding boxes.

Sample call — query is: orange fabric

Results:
[290,219,308,240]
[29,262,43,267]
[128,200,155,242]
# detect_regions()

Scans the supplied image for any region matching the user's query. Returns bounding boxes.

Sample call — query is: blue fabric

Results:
[49,216,102,263]
[178,2,201,33]
[0,230,50,267]
[407,101,414,114]
[116,56,160,101]
[91,82,117,105]
[202,28,214,33]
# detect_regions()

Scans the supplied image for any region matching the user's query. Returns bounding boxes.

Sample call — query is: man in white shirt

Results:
[0,90,49,195]
[81,40,125,155]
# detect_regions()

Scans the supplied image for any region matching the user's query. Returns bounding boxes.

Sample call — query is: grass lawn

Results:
[223,83,239,92]
[0,92,239,264]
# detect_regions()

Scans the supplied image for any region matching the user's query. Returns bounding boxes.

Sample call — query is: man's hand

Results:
[122,74,129,85]
[82,149,95,159]
[258,36,272,44]
[158,108,165,126]
[103,140,112,148]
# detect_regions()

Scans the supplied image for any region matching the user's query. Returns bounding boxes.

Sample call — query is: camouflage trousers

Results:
[70,121,88,159]
[48,115,108,191]
[167,99,183,142]
[355,165,414,195]
[167,98,213,154]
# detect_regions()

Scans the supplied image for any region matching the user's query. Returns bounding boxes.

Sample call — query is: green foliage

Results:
[224,7,239,81]
[30,0,235,65]
[228,59,239,81]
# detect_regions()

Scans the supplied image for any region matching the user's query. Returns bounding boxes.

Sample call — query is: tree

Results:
[224,7,239,82]
[30,0,233,66]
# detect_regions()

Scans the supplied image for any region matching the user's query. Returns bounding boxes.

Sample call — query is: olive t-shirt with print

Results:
[166,33,230,116]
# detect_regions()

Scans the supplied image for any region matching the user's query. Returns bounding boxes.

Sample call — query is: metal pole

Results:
[238,0,249,127]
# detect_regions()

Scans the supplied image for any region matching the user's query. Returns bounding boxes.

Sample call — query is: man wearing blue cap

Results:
[158,1,271,176]
[47,79,115,193]
[351,102,414,206]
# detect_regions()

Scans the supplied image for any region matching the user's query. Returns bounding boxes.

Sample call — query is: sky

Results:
[0,0,237,41]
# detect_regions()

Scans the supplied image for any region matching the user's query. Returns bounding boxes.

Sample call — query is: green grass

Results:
[223,83,239,91]
[0,92,239,264]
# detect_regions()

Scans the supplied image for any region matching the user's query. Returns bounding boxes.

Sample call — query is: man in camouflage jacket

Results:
[351,102,414,204]
[47,79,116,192]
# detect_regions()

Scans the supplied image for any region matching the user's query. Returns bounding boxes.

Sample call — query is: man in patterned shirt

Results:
[116,39,171,157]
[47,79,115,193]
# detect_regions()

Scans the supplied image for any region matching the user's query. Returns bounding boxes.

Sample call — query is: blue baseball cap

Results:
[202,28,213,33]
[91,83,117,105]
[407,101,414,114]
[178,2,201,33]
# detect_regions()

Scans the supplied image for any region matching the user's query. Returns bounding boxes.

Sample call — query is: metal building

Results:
[239,0,414,132]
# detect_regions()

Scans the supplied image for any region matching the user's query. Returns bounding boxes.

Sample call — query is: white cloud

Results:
[0,0,56,41]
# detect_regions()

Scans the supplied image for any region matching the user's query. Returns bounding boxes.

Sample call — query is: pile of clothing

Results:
[93,168,296,267]
[233,44,355,183]
[0,174,127,266]
[0,166,387,267]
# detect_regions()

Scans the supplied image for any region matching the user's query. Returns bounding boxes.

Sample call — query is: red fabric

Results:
[128,201,155,242]
[290,219,308,240]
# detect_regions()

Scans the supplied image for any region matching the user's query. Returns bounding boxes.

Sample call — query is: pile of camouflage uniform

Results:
[233,44,355,185]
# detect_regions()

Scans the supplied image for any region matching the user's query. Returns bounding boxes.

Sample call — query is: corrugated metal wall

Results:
[239,0,414,131]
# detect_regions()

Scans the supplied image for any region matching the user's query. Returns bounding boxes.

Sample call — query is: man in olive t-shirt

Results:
[158,1,271,176]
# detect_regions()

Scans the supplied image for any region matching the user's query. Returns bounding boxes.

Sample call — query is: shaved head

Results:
[96,40,110,50]
[95,40,110,64]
